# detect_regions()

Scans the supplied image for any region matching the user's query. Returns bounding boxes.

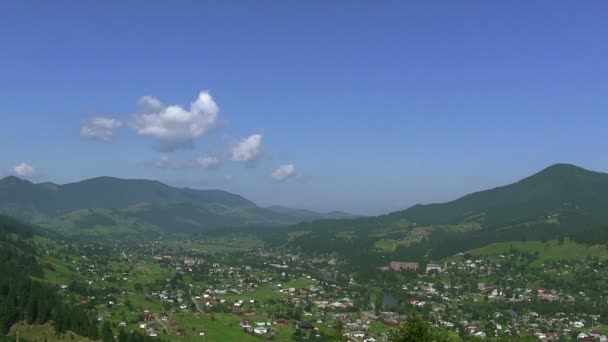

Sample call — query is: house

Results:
[572,321,585,328]
[331,302,348,309]
[254,326,268,334]
[297,321,315,330]
[184,257,204,266]
[382,318,399,326]
[314,301,329,309]
[426,263,443,273]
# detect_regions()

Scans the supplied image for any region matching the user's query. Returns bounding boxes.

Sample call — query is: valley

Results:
[3,164,608,341]
[4,3,606,340]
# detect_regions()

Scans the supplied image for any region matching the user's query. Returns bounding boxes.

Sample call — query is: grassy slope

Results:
[470,239,608,263]
[9,322,93,342]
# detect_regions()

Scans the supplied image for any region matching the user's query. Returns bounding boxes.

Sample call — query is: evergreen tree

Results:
[390,315,460,342]
[102,320,114,342]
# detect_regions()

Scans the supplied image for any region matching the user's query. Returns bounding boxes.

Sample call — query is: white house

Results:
[254,327,268,334]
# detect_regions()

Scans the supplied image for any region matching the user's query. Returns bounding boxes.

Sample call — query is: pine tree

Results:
[102,320,114,342]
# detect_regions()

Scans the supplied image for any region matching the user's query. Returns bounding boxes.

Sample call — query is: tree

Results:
[101,320,113,342]
[389,315,460,342]
[334,320,349,342]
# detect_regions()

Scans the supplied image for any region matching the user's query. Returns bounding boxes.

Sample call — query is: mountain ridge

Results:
[265,205,360,220]
[0,175,358,236]
[0,175,256,215]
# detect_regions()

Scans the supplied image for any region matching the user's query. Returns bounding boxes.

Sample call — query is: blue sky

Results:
[1,1,607,215]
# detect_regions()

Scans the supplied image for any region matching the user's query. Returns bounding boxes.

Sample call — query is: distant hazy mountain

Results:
[0,176,343,236]
[265,205,360,221]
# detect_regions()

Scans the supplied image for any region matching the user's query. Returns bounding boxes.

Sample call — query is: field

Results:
[374,238,396,252]
[40,255,76,285]
[170,313,264,341]
[164,235,263,253]
[470,239,608,264]
[372,226,433,252]
[9,322,93,342]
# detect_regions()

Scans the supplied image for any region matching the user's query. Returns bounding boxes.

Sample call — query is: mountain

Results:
[286,164,608,259]
[0,176,332,236]
[394,163,608,227]
[265,205,360,221]
[0,176,254,216]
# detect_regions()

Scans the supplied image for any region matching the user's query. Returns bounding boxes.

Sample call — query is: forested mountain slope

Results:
[0,215,99,337]
[397,163,608,227]
[0,176,353,236]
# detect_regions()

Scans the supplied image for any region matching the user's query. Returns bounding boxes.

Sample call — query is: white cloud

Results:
[271,164,296,181]
[230,134,264,164]
[138,96,164,111]
[131,91,220,151]
[224,175,233,183]
[12,162,37,178]
[80,116,122,140]
[196,155,220,169]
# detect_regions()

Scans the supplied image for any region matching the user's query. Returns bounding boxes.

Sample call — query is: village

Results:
[40,236,608,341]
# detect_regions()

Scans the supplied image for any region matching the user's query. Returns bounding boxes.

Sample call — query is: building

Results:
[389,261,419,271]
[426,263,443,273]
[253,327,267,334]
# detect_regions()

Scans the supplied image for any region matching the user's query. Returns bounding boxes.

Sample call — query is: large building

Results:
[389,261,419,271]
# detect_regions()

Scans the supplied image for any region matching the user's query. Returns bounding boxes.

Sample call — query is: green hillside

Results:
[397,163,608,227]
[285,164,608,260]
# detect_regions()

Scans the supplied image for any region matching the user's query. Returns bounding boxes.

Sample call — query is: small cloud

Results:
[80,116,122,140]
[131,91,220,151]
[196,155,220,170]
[230,133,264,165]
[224,175,233,183]
[138,96,164,111]
[12,162,37,178]
[271,164,296,181]
[147,155,181,169]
